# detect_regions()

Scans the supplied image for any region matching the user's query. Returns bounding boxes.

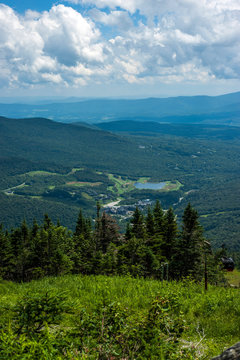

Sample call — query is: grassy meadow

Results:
[0,274,240,359]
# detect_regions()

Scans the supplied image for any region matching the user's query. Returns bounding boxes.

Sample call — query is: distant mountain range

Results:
[0,92,239,126]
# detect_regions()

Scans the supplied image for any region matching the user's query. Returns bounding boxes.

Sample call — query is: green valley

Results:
[0,116,239,257]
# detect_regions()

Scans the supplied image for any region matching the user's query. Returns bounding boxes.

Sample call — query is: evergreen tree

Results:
[72,210,95,275]
[146,202,165,264]
[146,207,155,237]
[9,220,31,281]
[140,246,159,278]
[162,207,178,260]
[100,243,118,275]
[31,219,39,239]
[94,201,102,251]
[43,214,52,230]
[0,225,14,279]
[30,217,74,278]
[131,207,145,239]
[118,236,145,276]
[173,203,204,280]
[125,222,132,241]
[74,209,86,237]
[153,200,165,236]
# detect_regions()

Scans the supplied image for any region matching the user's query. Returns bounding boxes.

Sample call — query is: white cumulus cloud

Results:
[0,0,239,91]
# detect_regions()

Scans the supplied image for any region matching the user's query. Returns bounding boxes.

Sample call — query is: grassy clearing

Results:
[107,174,137,195]
[70,168,84,173]
[22,168,84,177]
[66,181,102,187]
[201,211,231,218]
[0,275,239,359]
[164,180,183,191]
[81,192,93,200]
[225,269,240,287]
[26,170,59,176]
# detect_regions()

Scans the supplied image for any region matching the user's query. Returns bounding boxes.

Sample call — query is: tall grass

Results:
[0,275,239,358]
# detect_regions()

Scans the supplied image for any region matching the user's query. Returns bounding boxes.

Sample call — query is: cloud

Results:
[0,4,108,88]
[89,9,133,30]
[0,1,239,91]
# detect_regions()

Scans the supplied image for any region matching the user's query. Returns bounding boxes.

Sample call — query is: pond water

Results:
[134,182,166,190]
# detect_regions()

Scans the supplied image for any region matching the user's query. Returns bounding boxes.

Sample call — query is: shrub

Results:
[12,291,69,335]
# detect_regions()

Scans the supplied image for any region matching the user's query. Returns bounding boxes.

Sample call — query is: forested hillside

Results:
[96,120,240,140]
[0,116,239,257]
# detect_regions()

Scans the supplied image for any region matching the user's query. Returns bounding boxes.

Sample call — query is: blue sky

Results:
[2,0,57,13]
[0,0,239,98]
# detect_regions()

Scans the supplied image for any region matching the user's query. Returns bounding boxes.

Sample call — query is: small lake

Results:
[134,182,166,190]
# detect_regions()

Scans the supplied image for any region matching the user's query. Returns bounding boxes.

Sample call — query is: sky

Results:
[0,0,239,98]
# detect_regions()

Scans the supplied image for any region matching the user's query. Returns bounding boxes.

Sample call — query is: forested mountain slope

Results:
[96,120,240,139]
[0,116,239,254]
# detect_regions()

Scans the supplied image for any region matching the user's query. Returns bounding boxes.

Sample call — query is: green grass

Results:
[70,168,84,173]
[225,269,240,287]
[26,170,59,176]
[81,192,93,200]
[0,275,239,359]
[65,181,102,187]
[201,211,231,218]
[107,174,137,196]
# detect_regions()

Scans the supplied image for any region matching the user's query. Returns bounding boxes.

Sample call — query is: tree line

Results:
[0,201,223,282]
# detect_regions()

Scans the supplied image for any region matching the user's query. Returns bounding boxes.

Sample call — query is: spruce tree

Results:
[131,207,145,239]
[173,203,204,280]
[74,209,86,237]
[125,222,132,241]
[162,207,178,260]
[146,207,155,237]
[153,200,165,236]
[94,201,102,251]
[10,220,30,282]
[31,219,39,239]
[0,225,14,279]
